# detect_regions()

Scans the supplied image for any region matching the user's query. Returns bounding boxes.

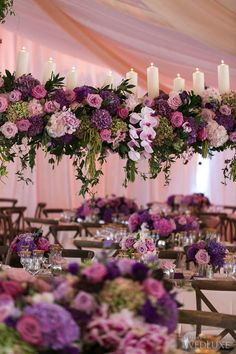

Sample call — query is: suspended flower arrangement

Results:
[0,71,235,195]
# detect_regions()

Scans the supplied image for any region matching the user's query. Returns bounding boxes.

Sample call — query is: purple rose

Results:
[16,316,43,345]
[8,89,22,102]
[167,92,182,110]
[86,93,103,109]
[16,119,31,132]
[100,129,111,141]
[117,107,129,119]
[123,237,135,250]
[197,240,206,249]
[73,291,95,314]
[32,84,47,99]
[170,111,184,127]
[81,263,107,283]
[219,105,231,116]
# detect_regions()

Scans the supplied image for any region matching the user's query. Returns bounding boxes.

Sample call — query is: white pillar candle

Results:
[103,70,114,88]
[147,63,159,99]
[42,57,56,84]
[192,68,205,95]
[15,46,29,78]
[218,60,230,94]
[66,66,78,89]
[126,68,138,95]
[173,73,185,92]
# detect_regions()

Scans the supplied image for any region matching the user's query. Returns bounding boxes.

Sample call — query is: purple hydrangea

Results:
[186,117,198,144]
[99,90,120,115]
[28,115,44,137]
[25,302,80,350]
[73,86,95,103]
[53,89,69,108]
[131,262,149,281]
[207,240,226,268]
[156,90,169,100]
[68,262,80,275]
[91,109,112,130]
[106,261,120,279]
[179,91,189,102]
[154,98,172,117]
[14,74,40,100]
[186,244,199,261]
[215,114,235,132]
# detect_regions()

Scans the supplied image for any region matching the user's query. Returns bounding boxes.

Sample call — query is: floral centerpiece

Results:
[10,230,50,255]
[186,239,227,271]
[167,193,210,212]
[120,231,156,259]
[0,70,236,195]
[76,195,138,223]
[173,214,200,233]
[0,258,178,353]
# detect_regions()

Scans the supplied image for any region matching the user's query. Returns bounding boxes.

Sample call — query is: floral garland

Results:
[0,71,235,195]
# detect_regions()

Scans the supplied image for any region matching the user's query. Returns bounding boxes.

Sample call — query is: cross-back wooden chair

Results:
[192,279,236,340]
[24,217,59,239]
[0,212,14,245]
[62,249,94,262]
[0,245,9,263]
[34,203,47,218]
[43,208,65,218]
[0,207,26,240]
[0,198,18,207]
[49,224,85,246]
[226,216,236,243]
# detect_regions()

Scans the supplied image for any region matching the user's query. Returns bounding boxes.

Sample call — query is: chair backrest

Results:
[0,213,14,245]
[0,198,17,207]
[43,208,64,218]
[74,239,120,249]
[49,225,84,246]
[1,207,26,240]
[24,217,59,240]
[62,249,94,262]
[35,203,47,218]
[225,216,236,243]
[192,279,236,340]
[0,245,9,263]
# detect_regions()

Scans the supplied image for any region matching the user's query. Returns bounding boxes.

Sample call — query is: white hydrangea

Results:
[206,119,228,147]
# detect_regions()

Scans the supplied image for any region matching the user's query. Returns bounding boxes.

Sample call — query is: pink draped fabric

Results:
[0,1,236,211]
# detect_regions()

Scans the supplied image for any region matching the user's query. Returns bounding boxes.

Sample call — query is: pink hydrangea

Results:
[143,278,165,299]
[28,99,43,117]
[206,119,228,147]
[32,84,47,99]
[16,119,31,132]
[86,93,103,109]
[8,90,22,102]
[0,122,18,139]
[201,108,216,121]
[167,92,182,110]
[81,263,107,283]
[46,109,80,138]
[100,129,111,141]
[170,111,184,127]
[44,100,60,113]
[0,95,8,112]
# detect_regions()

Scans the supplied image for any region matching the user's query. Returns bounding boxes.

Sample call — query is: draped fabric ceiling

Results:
[0,0,236,210]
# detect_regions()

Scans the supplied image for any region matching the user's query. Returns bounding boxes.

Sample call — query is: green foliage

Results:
[44,73,64,94]
[0,0,14,23]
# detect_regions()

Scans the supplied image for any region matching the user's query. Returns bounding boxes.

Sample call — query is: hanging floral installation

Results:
[0,71,235,195]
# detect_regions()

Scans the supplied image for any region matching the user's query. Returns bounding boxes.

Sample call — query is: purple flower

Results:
[229,132,236,142]
[16,119,31,132]
[99,90,120,115]
[106,261,120,279]
[215,114,234,132]
[86,93,103,109]
[24,302,80,350]
[186,244,199,261]
[15,74,40,100]
[154,98,172,117]
[28,115,44,137]
[68,262,80,275]
[179,91,189,101]
[128,213,140,232]
[131,262,148,281]
[8,89,22,102]
[153,218,174,237]
[53,89,69,108]
[207,240,226,268]
[170,111,184,127]
[72,291,95,314]
[91,109,112,130]
[117,259,135,276]
[81,263,107,283]
[73,85,95,103]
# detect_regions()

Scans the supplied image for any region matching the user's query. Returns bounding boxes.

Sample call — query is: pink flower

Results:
[143,96,154,108]
[65,89,76,103]
[28,99,43,117]
[167,92,182,110]
[229,132,236,142]
[37,237,50,251]
[170,111,184,127]
[0,122,18,139]
[5,268,34,283]
[16,119,31,132]
[117,259,135,275]
[0,294,15,322]
[8,90,22,102]
[1,280,24,298]
[178,216,187,225]
[32,84,47,99]
[100,129,111,141]
[81,263,107,283]
[44,100,60,113]
[197,128,208,141]
[86,93,103,108]
[135,241,147,254]
[160,260,176,271]
[16,316,43,345]
[201,108,215,121]
[72,291,95,314]
[117,106,129,119]
[0,96,8,112]
[219,105,231,116]
[143,278,165,299]
[145,238,155,252]
[0,77,4,88]
[121,236,135,250]
[195,249,210,265]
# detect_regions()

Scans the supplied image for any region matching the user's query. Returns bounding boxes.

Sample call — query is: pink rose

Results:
[37,237,50,251]
[117,107,129,119]
[143,278,165,299]
[0,122,18,139]
[32,84,47,99]
[160,260,176,271]
[0,77,4,88]
[16,119,31,132]
[135,241,147,254]
[201,108,215,121]
[65,89,76,103]
[0,96,8,112]
[170,111,184,127]
[72,291,95,314]
[178,216,187,225]
[168,92,182,110]
[195,249,210,265]
[0,294,15,322]
[44,100,60,113]
[219,105,231,116]
[82,263,107,283]
[229,132,236,142]
[86,93,103,108]
[28,99,43,117]
[143,96,154,108]
[8,90,22,102]
[145,238,155,252]
[16,316,43,345]
[122,237,135,250]
[197,128,208,141]
[100,129,111,141]
[1,280,24,298]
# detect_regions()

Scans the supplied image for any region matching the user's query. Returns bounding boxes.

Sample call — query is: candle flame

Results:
[177,73,180,77]
[21,46,26,51]
[196,67,199,71]
[150,62,154,66]
[71,66,76,71]
[109,70,112,75]
[49,57,53,62]
[131,68,134,71]
[221,60,224,64]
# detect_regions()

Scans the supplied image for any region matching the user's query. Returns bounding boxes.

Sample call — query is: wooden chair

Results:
[49,225,84,246]
[226,216,236,243]
[0,245,8,263]
[0,212,14,245]
[0,207,26,240]
[35,203,47,218]
[74,239,120,250]
[158,249,184,267]
[192,279,236,340]
[24,217,59,239]
[62,248,94,262]
[43,208,65,218]
[0,198,17,207]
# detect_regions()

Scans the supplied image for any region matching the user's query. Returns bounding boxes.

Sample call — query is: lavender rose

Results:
[81,263,107,283]
[0,96,8,112]
[167,92,182,110]
[170,111,184,127]
[86,93,103,109]
[0,122,18,139]
[195,249,210,265]
[16,119,31,132]
[32,84,47,99]
[8,89,22,102]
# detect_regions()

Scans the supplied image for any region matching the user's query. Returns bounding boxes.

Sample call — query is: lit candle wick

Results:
[150,62,154,66]
[221,60,224,64]
[21,46,26,51]
[49,57,53,62]
[177,73,180,78]
[196,67,199,71]
[71,66,76,71]
[131,68,133,71]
